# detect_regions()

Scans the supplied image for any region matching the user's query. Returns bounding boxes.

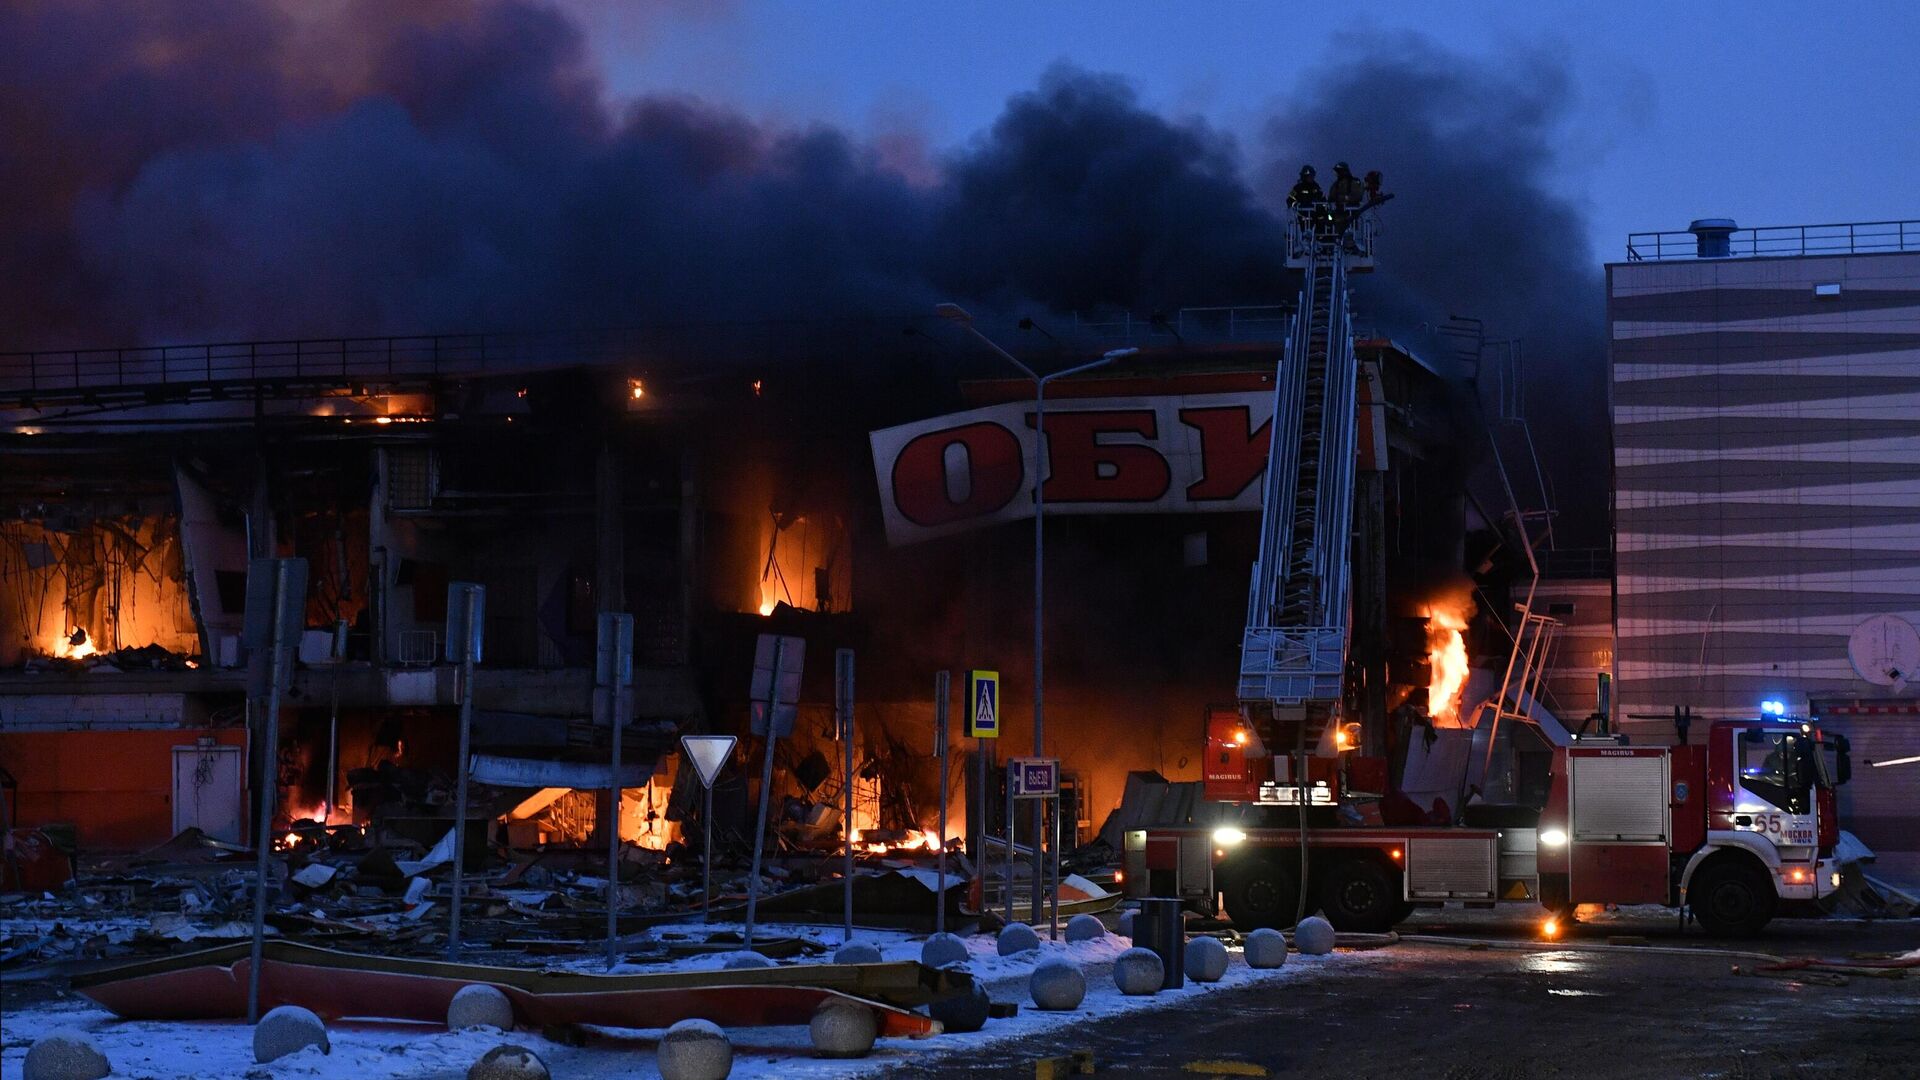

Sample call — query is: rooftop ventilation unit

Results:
[1688,218,1738,258]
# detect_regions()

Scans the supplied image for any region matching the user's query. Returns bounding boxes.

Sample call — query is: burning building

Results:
[0,307,1486,892]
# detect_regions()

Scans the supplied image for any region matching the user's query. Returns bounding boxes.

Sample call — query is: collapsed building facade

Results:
[1,310,1493,890]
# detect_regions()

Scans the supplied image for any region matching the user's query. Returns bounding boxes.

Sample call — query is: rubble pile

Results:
[1,802,1009,979]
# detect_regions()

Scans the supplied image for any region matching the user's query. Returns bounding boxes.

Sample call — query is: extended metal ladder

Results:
[1238,216,1371,735]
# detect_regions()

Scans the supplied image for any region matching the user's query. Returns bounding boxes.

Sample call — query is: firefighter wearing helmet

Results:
[1329,161,1364,209]
[1286,165,1323,210]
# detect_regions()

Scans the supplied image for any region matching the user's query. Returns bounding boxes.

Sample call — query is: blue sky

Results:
[579,1,1920,263]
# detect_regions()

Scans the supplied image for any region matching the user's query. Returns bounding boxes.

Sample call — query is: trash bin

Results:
[1133,897,1185,990]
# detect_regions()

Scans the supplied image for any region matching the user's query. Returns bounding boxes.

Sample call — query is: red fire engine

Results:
[1123,201,1850,937]
[1126,708,1851,936]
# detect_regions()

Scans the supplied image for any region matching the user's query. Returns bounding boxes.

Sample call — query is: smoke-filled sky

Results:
[8,1,1913,539]
[21,0,1916,352]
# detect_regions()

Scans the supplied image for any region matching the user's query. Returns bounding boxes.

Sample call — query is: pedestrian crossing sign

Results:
[965,670,1000,738]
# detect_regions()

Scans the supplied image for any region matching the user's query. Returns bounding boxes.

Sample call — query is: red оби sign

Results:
[869,392,1274,545]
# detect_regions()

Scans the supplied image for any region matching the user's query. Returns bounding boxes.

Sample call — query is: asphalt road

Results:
[894,913,1920,1080]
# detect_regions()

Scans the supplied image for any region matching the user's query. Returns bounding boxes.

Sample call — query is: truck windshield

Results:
[1739,731,1812,813]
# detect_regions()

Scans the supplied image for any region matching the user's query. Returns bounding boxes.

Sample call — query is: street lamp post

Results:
[935,303,1137,927]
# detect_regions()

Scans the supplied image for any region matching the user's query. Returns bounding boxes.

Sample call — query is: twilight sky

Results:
[582,1,1920,262]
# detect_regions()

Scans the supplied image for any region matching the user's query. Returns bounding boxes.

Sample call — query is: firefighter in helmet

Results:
[1286,165,1323,211]
[1329,161,1364,209]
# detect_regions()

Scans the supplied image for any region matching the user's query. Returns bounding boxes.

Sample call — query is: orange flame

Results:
[855,828,947,854]
[1426,592,1475,726]
[54,628,97,659]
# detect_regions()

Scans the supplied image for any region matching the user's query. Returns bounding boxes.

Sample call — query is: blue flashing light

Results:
[1760,699,1787,717]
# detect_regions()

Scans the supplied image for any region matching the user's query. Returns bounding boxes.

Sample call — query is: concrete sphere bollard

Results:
[1064,914,1107,943]
[657,1019,734,1080]
[921,932,970,969]
[1184,936,1229,983]
[447,984,516,1031]
[1243,927,1290,969]
[22,1030,110,1080]
[809,999,878,1058]
[1117,909,1136,940]
[1294,915,1337,956]
[927,973,992,1033]
[467,1044,550,1080]
[996,922,1040,956]
[1112,946,1165,995]
[834,942,884,965]
[254,1005,331,1064]
[721,950,775,970]
[1029,957,1087,1010]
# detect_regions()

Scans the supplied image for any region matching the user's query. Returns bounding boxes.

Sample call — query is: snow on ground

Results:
[0,922,1345,1079]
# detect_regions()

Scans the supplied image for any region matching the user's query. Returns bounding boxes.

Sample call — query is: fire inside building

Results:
[0,296,1552,903]
[12,231,1915,944]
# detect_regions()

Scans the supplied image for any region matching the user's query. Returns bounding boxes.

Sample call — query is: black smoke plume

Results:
[1,1,1283,346]
[3,5,1602,535]
[1263,33,1608,538]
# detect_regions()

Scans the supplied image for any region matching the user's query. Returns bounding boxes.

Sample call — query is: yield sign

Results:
[680,735,737,788]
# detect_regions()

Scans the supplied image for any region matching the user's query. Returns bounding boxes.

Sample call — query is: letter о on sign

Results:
[965,670,1000,739]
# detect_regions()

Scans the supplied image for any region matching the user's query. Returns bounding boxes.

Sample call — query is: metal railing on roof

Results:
[1063,305,1294,346]
[0,329,658,398]
[1626,219,1920,261]
[0,305,1307,400]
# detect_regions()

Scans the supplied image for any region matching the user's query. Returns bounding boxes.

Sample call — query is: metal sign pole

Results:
[702,782,715,922]
[326,669,339,826]
[1004,761,1015,925]
[606,703,623,967]
[595,614,633,968]
[1049,792,1061,940]
[604,707,624,965]
[743,635,785,949]
[448,585,479,962]
[837,649,855,944]
[680,734,736,925]
[602,613,635,970]
[246,560,288,1025]
[934,671,950,936]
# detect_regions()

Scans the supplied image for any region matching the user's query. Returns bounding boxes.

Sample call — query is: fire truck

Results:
[1126,708,1852,936]
[1122,201,1851,937]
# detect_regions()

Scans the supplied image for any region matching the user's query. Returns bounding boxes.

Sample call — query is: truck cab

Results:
[1535,717,1848,936]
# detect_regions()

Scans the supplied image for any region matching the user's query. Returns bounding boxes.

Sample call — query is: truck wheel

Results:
[1222,857,1300,931]
[1689,856,1777,937]
[1316,856,1400,933]
[1537,874,1575,922]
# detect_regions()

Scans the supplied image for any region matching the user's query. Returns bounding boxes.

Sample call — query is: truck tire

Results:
[1222,856,1300,931]
[1316,856,1400,933]
[1689,855,1777,937]
[1537,874,1575,921]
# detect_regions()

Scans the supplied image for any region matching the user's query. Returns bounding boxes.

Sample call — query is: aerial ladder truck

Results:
[1124,199,1852,936]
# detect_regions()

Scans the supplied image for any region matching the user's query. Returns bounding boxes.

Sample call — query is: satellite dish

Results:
[1847,614,1920,689]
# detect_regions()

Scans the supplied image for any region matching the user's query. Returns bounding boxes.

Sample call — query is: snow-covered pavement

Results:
[0,922,1338,1078]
